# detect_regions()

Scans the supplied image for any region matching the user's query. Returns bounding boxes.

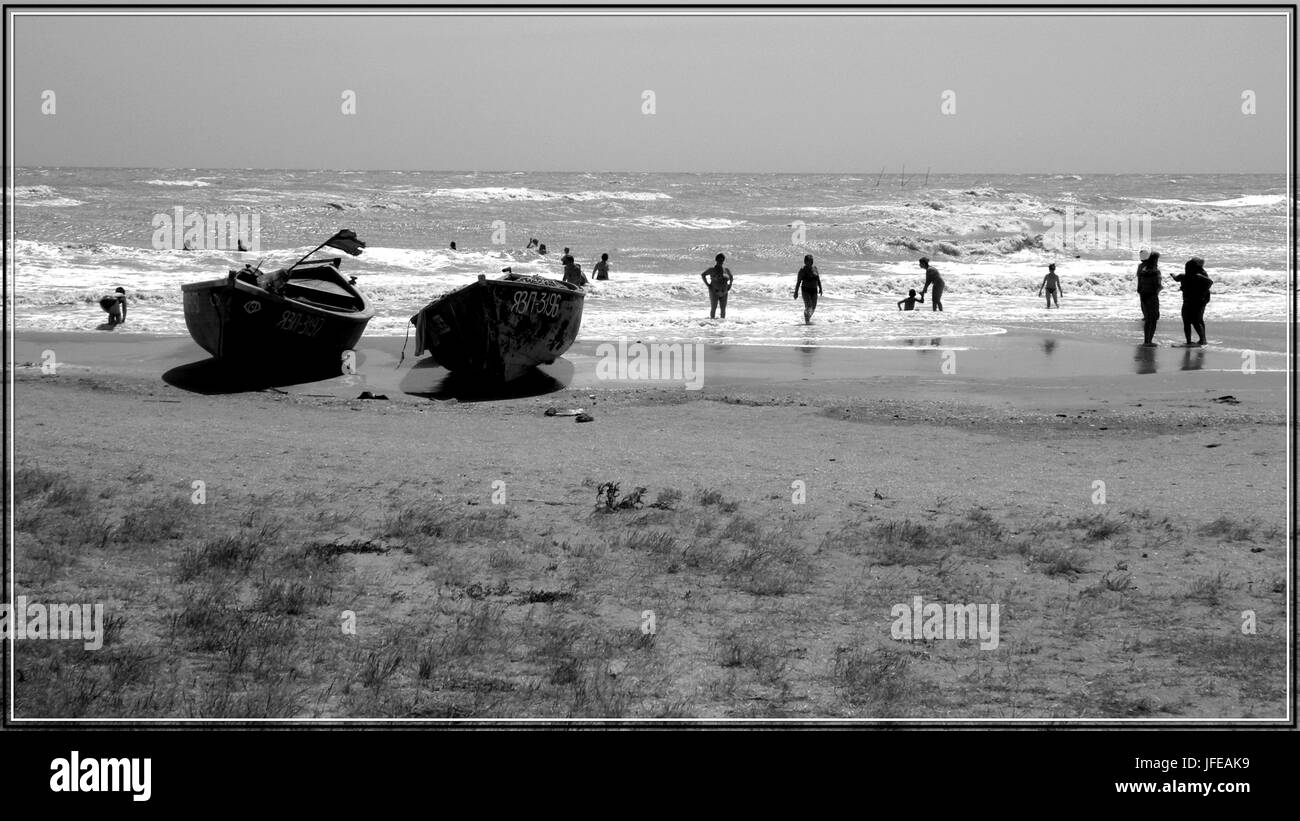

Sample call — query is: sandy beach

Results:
[9,322,1288,720]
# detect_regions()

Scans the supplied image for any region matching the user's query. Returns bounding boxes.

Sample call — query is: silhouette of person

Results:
[1039,263,1062,308]
[701,253,733,319]
[1136,251,1163,346]
[793,254,822,324]
[1171,257,1212,346]
[897,288,923,311]
[561,255,587,288]
[100,287,127,325]
[919,257,944,311]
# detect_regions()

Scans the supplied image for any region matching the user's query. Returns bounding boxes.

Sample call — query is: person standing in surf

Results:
[561,255,588,288]
[919,257,945,311]
[1136,250,1163,346]
[1171,256,1212,346]
[701,253,733,319]
[593,253,611,281]
[99,287,127,326]
[1038,263,1063,308]
[793,255,823,324]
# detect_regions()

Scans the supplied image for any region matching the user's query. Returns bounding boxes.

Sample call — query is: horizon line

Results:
[10,166,1292,176]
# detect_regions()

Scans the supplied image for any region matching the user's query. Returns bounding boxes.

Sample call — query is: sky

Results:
[10,9,1292,173]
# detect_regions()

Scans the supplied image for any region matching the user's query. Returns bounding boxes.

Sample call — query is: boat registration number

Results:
[276,309,325,338]
[511,289,562,319]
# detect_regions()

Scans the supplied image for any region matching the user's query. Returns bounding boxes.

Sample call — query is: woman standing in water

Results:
[1171,256,1212,346]
[793,255,823,324]
[1136,251,1163,346]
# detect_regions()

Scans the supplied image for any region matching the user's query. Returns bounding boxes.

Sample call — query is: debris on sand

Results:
[545,407,585,417]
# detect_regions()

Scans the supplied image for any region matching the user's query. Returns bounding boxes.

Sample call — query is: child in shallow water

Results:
[897,289,924,311]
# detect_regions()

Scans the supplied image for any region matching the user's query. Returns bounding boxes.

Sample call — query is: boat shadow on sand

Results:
[400,357,574,402]
[162,358,352,395]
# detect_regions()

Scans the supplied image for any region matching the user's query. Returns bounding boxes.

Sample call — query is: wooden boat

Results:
[410,272,585,382]
[181,257,373,368]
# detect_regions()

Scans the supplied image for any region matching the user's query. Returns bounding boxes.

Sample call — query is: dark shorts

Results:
[1140,293,1160,321]
[1181,299,1206,322]
[800,289,819,310]
[931,283,944,302]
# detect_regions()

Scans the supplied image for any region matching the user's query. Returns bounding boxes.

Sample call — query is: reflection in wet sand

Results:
[1134,345,1157,375]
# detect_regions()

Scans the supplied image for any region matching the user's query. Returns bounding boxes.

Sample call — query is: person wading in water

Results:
[793,254,823,324]
[701,253,734,319]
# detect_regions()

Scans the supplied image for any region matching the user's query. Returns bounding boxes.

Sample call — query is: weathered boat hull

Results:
[181,259,373,370]
[412,275,585,382]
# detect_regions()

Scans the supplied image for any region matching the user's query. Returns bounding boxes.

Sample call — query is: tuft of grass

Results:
[114,498,196,545]
[255,577,331,615]
[649,488,682,510]
[1081,570,1135,599]
[832,645,914,713]
[15,464,90,507]
[868,521,952,566]
[174,533,266,583]
[487,547,523,571]
[619,530,678,555]
[1031,547,1089,577]
[383,504,512,543]
[1197,516,1254,542]
[717,628,788,685]
[726,535,814,596]
[1185,570,1231,605]
[565,666,632,718]
[1069,513,1129,542]
[696,488,724,507]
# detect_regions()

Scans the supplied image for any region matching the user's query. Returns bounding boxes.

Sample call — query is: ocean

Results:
[9,168,1292,350]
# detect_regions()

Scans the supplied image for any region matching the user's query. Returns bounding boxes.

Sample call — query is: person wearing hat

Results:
[1038,263,1063,308]
[701,253,734,319]
[1171,257,1213,346]
[793,255,823,324]
[1136,250,1163,346]
[99,287,127,326]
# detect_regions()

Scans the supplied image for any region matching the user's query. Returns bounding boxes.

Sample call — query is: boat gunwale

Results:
[182,276,375,321]
[412,275,584,317]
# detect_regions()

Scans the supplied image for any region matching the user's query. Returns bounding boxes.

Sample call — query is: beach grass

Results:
[12,457,1286,720]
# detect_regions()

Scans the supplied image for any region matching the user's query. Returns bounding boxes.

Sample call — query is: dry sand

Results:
[8,326,1289,720]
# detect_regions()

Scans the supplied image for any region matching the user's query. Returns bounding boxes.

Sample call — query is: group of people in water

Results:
[704,253,944,324]
[692,249,1212,345]
[99,237,1215,346]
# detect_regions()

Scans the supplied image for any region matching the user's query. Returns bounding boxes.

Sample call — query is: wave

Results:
[631,216,749,230]
[423,186,671,203]
[1143,194,1288,209]
[9,184,84,207]
[143,179,212,187]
